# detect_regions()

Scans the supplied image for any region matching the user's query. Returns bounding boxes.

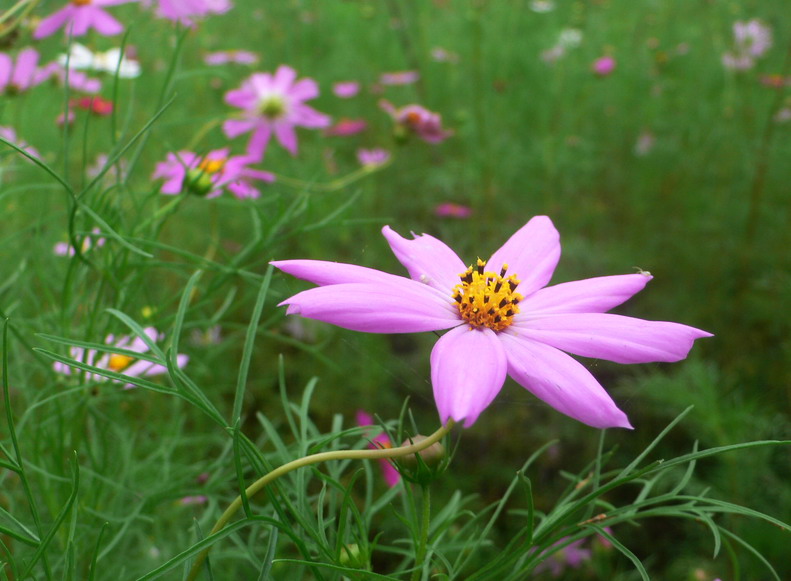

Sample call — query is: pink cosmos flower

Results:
[152,0,232,26]
[324,118,367,137]
[379,70,420,86]
[0,126,41,160]
[356,411,401,487]
[272,216,711,429]
[722,19,772,71]
[204,50,258,66]
[435,202,472,219]
[34,0,138,39]
[42,62,102,93]
[356,148,390,168]
[52,327,188,388]
[223,65,331,157]
[332,81,360,98]
[152,148,275,199]
[53,227,106,256]
[592,56,616,76]
[0,48,50,94]
[380,100,452,144]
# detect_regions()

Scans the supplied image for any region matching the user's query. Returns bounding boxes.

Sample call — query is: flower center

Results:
[197,157,225,174]
[452,259,522,332]
[108,353,133,372]
[184,157,226,196]
[258,95,287,119]
[72,0,92,5]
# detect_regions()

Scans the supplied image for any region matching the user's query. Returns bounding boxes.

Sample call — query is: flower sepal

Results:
[394,433,450,487]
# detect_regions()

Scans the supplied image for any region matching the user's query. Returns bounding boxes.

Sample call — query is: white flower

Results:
[57,43,141,79]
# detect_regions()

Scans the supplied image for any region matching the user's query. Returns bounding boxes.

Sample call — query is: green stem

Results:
[185,421,454,581]
[411,484,431,581]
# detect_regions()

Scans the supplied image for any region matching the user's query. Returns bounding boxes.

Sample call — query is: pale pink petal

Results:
[240,168,275,182]
[271,65,297,92]
[34,7,75,39]
[280,282,459,334]
[11,49,39,89]
[486,216,561,297]
[224,86,259,110]
[513,313,712,364]
[89,9,124,36]
[68,7,93,36]
[222,118,257,138]
[430,326,507,427]
[226,181,260,199]
[289,77,320,101]
[273,122,297,154]
[0,54,12,88]
[381,226,467,295]
[521,273,653,316]
[272,259,416,287]
[290,103,331,128]
[246,124,272,158]
[500,333,632,429]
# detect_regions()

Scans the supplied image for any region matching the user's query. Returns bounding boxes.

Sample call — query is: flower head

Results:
[356,411,400,487]
[34,0,138,39]
[0,126,41,161]
[57,43,141,78]
[324,118,367,137]
[53,227,106,256]
[204,50,258,66]
[722,19,772,71]
[592,56,616,76]
[356,148,390,168]
[152,148,274,199]
[379,70,420,86]
[435,202,472,219]
[0,48,50,95]
[380,100,452,144]
[52,326,188,388]
[332,81,360,98]
[273,217,711,429]
[223,65,331,157]
[152,0,232,26]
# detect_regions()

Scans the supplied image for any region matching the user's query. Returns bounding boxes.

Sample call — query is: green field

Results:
[1,0,789,579]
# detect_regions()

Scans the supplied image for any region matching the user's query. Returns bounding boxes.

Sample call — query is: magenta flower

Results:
[0,126,41,161]
[41,61,102,93]
[435,202,472,219]
[0,48,50,95]
[332,81,360,98]
[223,65,331,157]
[152,148,274,199]
[356,148,390,168]
[34,0,138,39]
[153,0,232,26]
[52,327,188,388]
[379,70,420,86]
[272,217,711,429]
[592,56,616,76]
[324,118,367,137]
[53,227,106,256]
[356,411,401,487]
[380,100,452,144]
[204,50,258,66]
[722,19,773,70]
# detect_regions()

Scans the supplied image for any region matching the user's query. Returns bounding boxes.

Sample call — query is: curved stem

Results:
[186,421,454,581]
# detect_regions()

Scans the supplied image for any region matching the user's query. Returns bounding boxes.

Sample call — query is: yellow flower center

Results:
[197,157,225,174]
[259,96,287,119]
[452,259,522,332]
[72,0,92,5]
[108,353,134,372]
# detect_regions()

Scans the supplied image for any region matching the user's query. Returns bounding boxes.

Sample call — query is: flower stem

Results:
[411,484,431,581]
[185,421,454,581]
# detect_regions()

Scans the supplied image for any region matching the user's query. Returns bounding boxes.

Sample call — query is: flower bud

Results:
[184,168,215,196]
[339,543,369,570]
[396,435,448,486]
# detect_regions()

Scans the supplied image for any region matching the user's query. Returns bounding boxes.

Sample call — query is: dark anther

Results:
[499,298,508,308]
[494,281,502,293]
[499,266,507,277]
[477,262,484,275]
[508,280,518,292]
[454,295,462,303]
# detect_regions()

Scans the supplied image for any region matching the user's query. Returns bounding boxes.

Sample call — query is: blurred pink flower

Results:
[152,148,274,199]
[273,216,711,429]
[592,56,616,76]
[71,95,114,115]
[178,495,208,506]
[53,227,106,256]
[332,81,360,98]
[634,130,655,157]
[42,62,102,93]
[0,126,41,160]
[52,327,188,388]
[380,100,452,144]
[152,0,232,26]
[379,70,419,86]
[0,48,50,94]
[223,65,331,157]
[434,202,472,219]
[34,0,138,39]
[533,538,591,577]
[356,411,400,487]
[723,19,772,70]
[356,148,390,168]
[204,50,258,66]
[324,118,367,137]
[430,47,459,64]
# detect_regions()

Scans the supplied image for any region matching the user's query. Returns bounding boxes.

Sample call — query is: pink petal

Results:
[280,282,459,334]
[430,326,507,427]
[246,124,273,158]
[272,259,414,287]
[271,65,297,92]
[289,77,320,101]
[87,8,124,36]
[224,86,259,110]
[486,216,561,297]
[513,313,712,364]
[222,118,257,138]
[11,49,39,89]
[0,54,12,88]
[68,7,93,36]
[291,103,331,128]
[520,273,653,316]
[500,333,632,429]
[273,122,298,154]
[381,226,467,295]
[34,7,74,39]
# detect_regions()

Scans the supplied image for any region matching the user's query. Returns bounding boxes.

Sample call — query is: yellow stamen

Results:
[258,96,287,119]
[452,259,522,332]
[197,158,225,174]
[72,0,92,5]
[108,353,133,372]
